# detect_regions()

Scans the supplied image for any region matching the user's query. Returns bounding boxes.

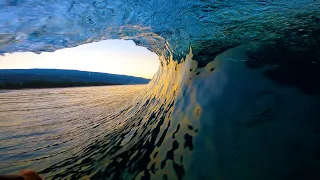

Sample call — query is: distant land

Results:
[0,69,150,89]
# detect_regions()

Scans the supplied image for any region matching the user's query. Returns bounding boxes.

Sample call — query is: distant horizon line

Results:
[0,68,153,80]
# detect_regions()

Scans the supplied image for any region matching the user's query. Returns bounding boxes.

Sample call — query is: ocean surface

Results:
[0,46,320,180]
[0,85,145,175]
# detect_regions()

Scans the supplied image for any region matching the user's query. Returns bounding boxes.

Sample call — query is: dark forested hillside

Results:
[0,69,150,89]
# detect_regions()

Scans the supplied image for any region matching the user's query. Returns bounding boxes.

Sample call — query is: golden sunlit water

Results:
[0,85,145,174]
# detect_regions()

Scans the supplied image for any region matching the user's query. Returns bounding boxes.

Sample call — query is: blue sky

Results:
[0,40,159,79]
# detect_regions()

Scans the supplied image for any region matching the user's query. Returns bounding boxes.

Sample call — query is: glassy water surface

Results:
[0,85,145,174]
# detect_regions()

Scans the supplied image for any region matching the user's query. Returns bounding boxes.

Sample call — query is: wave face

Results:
[1,0,320,179]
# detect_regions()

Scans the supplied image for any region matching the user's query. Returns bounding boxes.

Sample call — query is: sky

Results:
[0,40,159,79]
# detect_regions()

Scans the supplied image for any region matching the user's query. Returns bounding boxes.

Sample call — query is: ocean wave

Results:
[1,0,320,179]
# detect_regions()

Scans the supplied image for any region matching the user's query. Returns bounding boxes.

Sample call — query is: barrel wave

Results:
[1,0,320,179]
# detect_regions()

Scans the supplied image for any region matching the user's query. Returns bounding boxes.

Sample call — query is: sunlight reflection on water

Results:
[0,85,145,174]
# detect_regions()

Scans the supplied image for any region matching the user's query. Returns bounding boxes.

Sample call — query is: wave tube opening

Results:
[0,39,160,80]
